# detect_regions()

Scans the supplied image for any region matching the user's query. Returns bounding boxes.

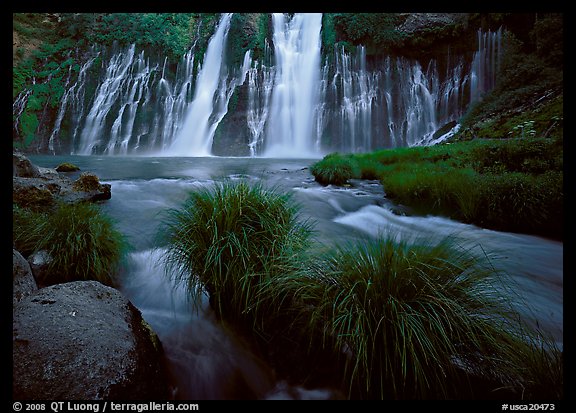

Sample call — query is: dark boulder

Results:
[13,150,40,178]
[396,13,468,36]
[56,162,81,172]
[13,281,168,400]
[26,250,53,287]
[13,249,38,306]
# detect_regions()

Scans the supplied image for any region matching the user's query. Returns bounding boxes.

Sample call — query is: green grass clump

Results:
[310,153,360,186]
[12,202,128,286]
[157,180,313,329]
[294,235,562,399]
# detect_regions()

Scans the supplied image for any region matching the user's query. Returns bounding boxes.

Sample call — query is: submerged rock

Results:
[13,281,168,400]
[56,162,80,172]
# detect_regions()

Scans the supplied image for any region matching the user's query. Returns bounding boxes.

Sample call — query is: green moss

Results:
[141,319,162,353]
[56,162,80,172]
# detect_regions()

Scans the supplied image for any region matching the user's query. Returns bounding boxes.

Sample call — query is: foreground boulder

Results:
[13,281,168,400]
[13,150,111,210]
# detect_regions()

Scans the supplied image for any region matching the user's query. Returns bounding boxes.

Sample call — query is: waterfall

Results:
[77,44,138,154]
[63,47,100,152]
[39,17,503,156]
[246,41,274,157]
[327,45,376,152]
[166,13,235,157]
[470,27,502,104]
[12,87,33,141]
[149,48,195,152]
[320,45,479,150]
[263,13,323,158]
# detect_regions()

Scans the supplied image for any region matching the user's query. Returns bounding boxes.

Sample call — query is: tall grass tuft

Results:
[12,202,128,286]
[310,154,360,186]
[157,180,313,331]
[292,234,561,399]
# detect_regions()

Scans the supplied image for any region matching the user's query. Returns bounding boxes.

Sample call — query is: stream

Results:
[29,155,563,400]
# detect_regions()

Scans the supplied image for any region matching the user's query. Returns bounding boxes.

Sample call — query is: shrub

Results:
[297,235,562,399]
[12,202,128,286]
[157,180,313,329]
[476,171,563,237]
[310,154,360,186]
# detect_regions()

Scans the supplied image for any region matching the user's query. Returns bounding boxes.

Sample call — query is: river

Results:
[28,155,563,400]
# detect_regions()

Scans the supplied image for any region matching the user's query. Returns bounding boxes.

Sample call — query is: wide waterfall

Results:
[41,14,503,156]
[320,47,471,150]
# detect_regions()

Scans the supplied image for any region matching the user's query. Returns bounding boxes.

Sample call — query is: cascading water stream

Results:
[263,13,323,158]
[165,13,236,157]
[246,41,274,157]
[77,44,138,155]
[470,27,502,104]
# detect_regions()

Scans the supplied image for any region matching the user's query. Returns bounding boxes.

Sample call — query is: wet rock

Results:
[26,250,53,287]
[13,281,168,400]
[396,13,468,35]
[12,151,111,210]
[13,249,38,305]
[56,162,80,172]
[13,150,40,178]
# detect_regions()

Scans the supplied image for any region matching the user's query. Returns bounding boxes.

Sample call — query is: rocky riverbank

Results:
[12,151,170,400]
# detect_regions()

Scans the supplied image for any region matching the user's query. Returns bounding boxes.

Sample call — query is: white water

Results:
[332,203,563,348]
[470,27,502,104]
[323,48,473,150]
[78,44,139,154]
[166,13,237,157]
[41,19,502,156]
[246,41,274,157]
[263,13,323,157]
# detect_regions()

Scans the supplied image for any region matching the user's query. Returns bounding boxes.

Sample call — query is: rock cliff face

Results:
[13,281,169,400]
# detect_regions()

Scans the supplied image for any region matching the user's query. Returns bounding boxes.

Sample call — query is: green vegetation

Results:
[12,36,79,149]
[157,180,313,329]
[13,202,128,287]
[56,13,195,60]
[310,153,361,186]
[310,138,563,239]
[228,14,271,67]
[157,181,562,399]
[458,13,562,140]
[330,13,406,55]
[296,236,561,399]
